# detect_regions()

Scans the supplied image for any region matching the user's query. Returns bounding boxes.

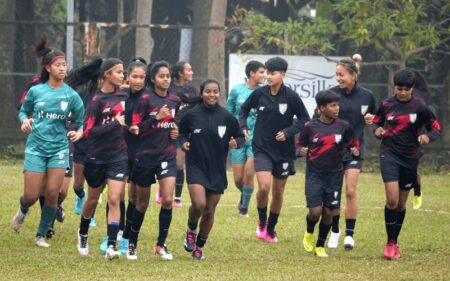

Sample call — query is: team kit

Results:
[11,37,441,261]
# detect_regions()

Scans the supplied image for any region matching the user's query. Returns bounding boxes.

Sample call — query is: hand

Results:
[299,147,309,157]
[375,127,385,138]
[364,113,374,125]
[67,129,83,142]
[115,112,125,126]
[170,125,179,140]
[229,136,237,149]
[350,147,360,157]
[181,142,190,152]
[129,125,139,135]
[243,129,250,142]
[21,118,34,133]
[275,131,286,141]
[418,134,429,145]
[156,104,170,121]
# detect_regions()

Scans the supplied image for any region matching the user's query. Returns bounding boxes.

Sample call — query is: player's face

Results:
[128,67,146,92]
[152,67,171,91]
[321,102,340,119]
[394,85,413,101]
[202,82,220,107]
[250,67,266,85]
[46,57,67,81]
[336,65,356,90]
[105,64,124,87]
[181,63,194,82]
[266,70,284,87]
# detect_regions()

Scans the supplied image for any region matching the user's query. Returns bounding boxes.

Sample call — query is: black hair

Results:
[147,61,170,89]
[245,60,265,78]
[315,90,340,108]
[171,61,188,81]
[337,58,358,76]
[393,69,415,88]
[265,57,288,72]
[32,35,66,83]
[127,57,147,76]
[66,57,123,93]
[200,79,221,95]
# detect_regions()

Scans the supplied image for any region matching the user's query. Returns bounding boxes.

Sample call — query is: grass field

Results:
[1,159,449,281]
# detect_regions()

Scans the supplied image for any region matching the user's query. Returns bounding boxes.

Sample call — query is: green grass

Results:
[1,159,449,281]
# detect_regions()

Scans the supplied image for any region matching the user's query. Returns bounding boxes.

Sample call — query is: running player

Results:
[180,79,244,260]
[240,57,310,243]
[168,61,199,207]
[373,69,441,259]
[299,90,360,257]
[327,57,376,250]
[126,61,180,260]
[12,36,84,248]
[71,58,128,260]
[225,60,266,217]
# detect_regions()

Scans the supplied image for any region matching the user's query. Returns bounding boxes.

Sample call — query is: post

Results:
[66,0,74,70]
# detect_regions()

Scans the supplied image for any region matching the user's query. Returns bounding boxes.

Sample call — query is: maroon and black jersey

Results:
[373,95,441,168]
[298,118,360,173]
[131,90,181,165]
[83,89,128,164]
[124,87,148,159]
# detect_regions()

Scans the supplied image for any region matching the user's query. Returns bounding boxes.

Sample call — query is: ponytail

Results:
[32,35,65,83]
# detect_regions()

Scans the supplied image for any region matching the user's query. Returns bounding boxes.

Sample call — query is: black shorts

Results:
[84,160,128,188]
[305,170,344,209]
[344,159,364,170]
[380,154,418,190]
[73,141,87,164]
[65,149,74,178]
[254,151,295,179]
[130,158,176,187]
[186,161,225,195]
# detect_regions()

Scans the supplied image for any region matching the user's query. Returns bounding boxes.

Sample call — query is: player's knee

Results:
[136,199,149,212]
[161,197,173,208]
[385,199,398,209]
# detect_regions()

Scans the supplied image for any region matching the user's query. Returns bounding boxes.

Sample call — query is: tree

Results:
[135,0,154,63]
[0,0,16,145]
[191,0,228,104]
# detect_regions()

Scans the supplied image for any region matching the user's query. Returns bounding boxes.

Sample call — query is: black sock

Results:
[257,206,268,228]
[394,209,406,243]
[331,215,340,233]
[267,211,279,235]
[384,206,397,243]
[196,235,207,248]
[19,196,29,214]
[119,201,126,231]
[306,214,319,233]
[57,192,64,207]
[175,170,184,198]
[122,201,135,240]
[39,196,45,211]
[106,202,109,221]
[107,222,120,248]
[74,186,85,199]
[79,216,91,235]
[157,207,173,246]
[188,221,198,231]
[345,219,356,237]
[316,220,332,247]
[414,184,421,196]
[129,209,146,246]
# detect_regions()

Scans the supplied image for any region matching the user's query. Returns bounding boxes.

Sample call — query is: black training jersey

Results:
[298,118,360,173]
[240,84,310,162]
[329,84,376,159]
[124,87,147,160]
[83,89,128,164]
[373,95,441,168]
[179,103,244,191]
[131,90,181,165]
[169,82,199,110]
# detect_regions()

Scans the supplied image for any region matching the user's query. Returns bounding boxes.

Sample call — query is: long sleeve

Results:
[83,96,120,138]
[229,116,245,148]
[225,88,238,115]
[297,124,310,147]
[420,107,441,142]
[70,92,85,129]
[239,90,259,131]
[18,88,34,122]
[372,101,386,134]
[283,94,310,139]
[131,94,158,132]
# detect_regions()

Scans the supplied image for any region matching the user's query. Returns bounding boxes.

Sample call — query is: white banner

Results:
[228,54,343,117]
